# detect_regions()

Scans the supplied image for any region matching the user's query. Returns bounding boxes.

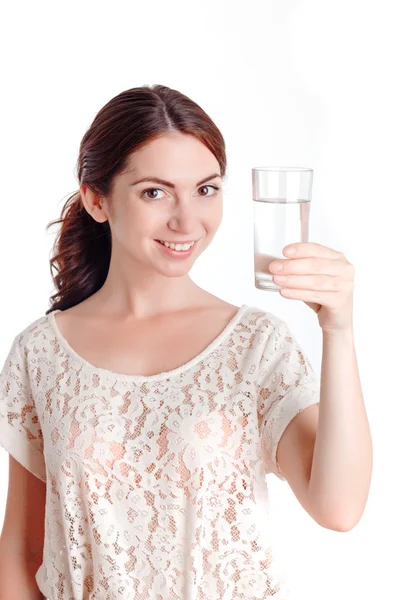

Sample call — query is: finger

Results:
[273,257,345,276]
[279,287,338,303]
[273,273,341,291]
[283,242,343,259]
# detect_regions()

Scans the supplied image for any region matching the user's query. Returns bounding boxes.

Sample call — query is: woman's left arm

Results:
[270,241,373,529]
[309,328,373,530]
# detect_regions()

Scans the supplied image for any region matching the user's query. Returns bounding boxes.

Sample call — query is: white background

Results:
[0,1,399,598]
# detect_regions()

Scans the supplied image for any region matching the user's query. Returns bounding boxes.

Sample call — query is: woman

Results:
[0,84,371,599]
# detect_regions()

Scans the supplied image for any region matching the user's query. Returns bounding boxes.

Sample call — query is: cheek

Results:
[108,216,141,248]
[115,206,156,236]
[209,202,223,229]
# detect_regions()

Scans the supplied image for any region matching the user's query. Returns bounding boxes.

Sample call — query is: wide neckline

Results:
[48,304,249,383]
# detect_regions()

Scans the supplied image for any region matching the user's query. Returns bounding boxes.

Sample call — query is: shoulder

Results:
[6,312,54,363]
[243,305,286,340]
[229,305,288,370]
[239,306,313,380]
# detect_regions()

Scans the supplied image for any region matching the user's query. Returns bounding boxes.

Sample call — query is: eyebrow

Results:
[129,173,222,188]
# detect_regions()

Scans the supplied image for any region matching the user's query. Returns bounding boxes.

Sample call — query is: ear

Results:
[79,183,109,224]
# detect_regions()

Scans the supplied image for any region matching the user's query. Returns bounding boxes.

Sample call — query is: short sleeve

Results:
[257,318,320,481]
[0,334,46,482]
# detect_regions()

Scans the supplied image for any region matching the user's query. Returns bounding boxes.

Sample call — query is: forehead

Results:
[123,133,220,179]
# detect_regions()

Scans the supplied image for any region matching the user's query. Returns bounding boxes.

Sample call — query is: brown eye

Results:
[198,185,220,196]
[141,188,166,200]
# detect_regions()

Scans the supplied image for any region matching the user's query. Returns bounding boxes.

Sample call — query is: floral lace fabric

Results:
[0,304,320,599]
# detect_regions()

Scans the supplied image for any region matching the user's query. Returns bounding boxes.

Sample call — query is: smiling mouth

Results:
[154,239,199,254]
[154,239,198,245]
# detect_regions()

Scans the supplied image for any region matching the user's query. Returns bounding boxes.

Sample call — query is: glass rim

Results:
[252,166,313,172]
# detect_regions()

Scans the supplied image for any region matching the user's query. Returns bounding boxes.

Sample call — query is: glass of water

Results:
[252,167,313,291]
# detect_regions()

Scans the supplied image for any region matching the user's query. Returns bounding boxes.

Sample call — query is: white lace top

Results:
[0,304,320,600]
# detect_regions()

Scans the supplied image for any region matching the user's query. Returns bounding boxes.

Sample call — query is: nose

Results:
[168,199,199,234]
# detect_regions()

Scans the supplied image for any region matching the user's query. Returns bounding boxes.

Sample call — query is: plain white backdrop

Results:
[0,1,398,598]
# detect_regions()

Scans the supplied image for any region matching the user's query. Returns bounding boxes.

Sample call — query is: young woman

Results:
[0,84,371,599]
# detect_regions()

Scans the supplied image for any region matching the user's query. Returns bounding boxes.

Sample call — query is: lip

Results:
[156,239,198,244]
[154,238,198,258]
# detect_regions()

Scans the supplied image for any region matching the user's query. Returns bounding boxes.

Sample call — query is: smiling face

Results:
[83,132,224,280]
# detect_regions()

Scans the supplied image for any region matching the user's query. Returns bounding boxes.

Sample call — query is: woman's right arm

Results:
[0,455,46,600]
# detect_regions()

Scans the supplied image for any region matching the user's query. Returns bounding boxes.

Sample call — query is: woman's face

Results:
[90,132,224,277]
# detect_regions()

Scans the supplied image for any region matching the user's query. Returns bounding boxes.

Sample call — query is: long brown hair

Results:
[45,84,227,315]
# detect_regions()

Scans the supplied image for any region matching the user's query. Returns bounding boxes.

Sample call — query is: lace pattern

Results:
[0,305,320,599]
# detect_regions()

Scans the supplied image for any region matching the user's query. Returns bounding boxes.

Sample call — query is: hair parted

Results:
[45,84,227,315]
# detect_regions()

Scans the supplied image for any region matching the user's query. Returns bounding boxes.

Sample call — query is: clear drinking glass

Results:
[252,167,313,291]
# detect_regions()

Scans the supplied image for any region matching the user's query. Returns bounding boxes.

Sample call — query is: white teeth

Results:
[159,240,195,251]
